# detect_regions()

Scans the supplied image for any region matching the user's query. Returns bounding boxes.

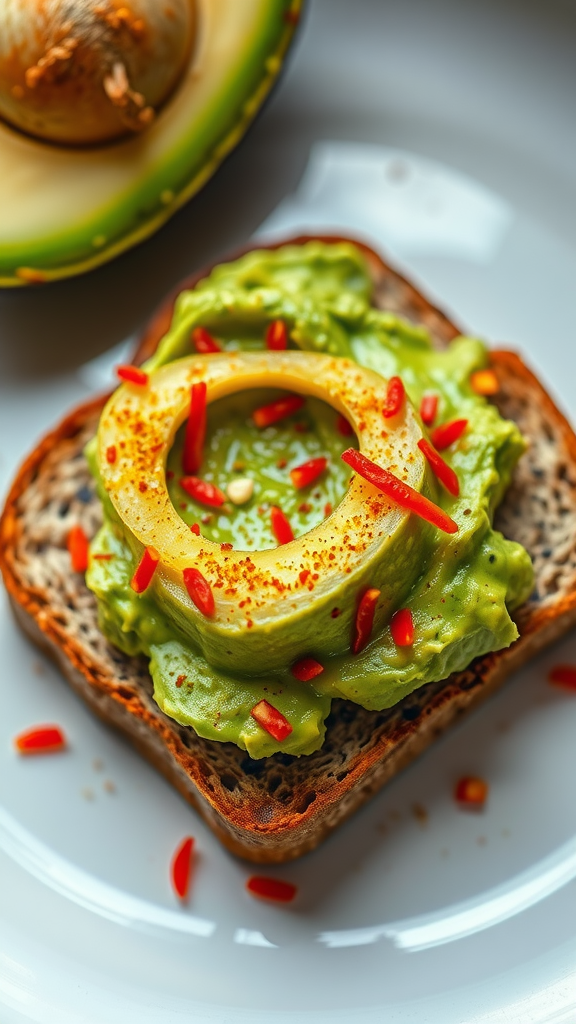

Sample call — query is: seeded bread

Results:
[2,236,576,863]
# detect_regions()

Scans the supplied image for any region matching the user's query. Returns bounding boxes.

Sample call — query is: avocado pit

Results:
[0,0,196,144]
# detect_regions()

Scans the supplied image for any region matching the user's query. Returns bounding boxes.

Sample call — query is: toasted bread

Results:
[2,236,576,864]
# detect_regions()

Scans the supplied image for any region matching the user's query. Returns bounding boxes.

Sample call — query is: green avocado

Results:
[85,241,534,758]
[0,0,303,286]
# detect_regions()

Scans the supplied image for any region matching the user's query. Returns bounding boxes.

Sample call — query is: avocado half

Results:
[0,0,304,287]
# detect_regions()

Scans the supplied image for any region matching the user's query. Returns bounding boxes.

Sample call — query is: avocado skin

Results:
[0,0,305,286]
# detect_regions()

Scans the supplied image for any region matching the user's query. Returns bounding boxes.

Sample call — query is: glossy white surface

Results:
[2,2,576,1021]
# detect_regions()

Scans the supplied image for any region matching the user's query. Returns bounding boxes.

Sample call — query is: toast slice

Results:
[2,236,576,864]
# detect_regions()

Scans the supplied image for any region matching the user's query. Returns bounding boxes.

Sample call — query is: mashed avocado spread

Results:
[86,241,534,758]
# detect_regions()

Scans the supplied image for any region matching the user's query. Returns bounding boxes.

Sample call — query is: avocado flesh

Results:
[86,242,534,757]
[89,524,332,759]
[93,346,431,675]
[0,0,303,285]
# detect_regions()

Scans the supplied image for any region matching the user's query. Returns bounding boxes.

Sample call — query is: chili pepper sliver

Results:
[390,607,414,646]
[341,449,458,534]
[116,364,149,386]
[270,505,294,545]
[183,568,215,616]
[246,876,297,903]
[192,326,221,353]
[383,376,405,418]
[251,699,293,742]
[130,546,160,594]
[454,776,489,807]
[352,587,381,654]
[253,394,305,429]
[171,836,194,900]
[14,725,66,755]
[470,369,499,395]
[430,418,468,451]
[549,664,576,690]
[417,438,460,496]
[420,391,438,427]
[183,381,207,475]
[190,523,201,536]
[290,456,328,490]
[181,475,226,508]
[67,525,89,573]
[265,319,288,351]
[106,445,117,464]
[291,657,324,681]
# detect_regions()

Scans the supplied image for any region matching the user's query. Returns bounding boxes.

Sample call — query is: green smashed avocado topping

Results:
[86,241,534,758]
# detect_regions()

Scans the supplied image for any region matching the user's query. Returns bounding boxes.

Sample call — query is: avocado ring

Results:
[98,349,431,674]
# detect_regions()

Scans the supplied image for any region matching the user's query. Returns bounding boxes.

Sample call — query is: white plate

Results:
[2,1,576,1019]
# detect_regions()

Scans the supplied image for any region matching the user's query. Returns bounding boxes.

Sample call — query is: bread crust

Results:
[2,236,576,863]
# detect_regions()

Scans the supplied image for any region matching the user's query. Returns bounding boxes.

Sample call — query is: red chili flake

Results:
[431,418,468,451]
[420,391,439,426]
[253,394,304,429]
[337,414,354,436]
[417,438,459,496]
[175,674,186,688]
[192,326,221,353]
[181,476,226,508]
[183,381,207,474]
[67,525,89,573]
[549,665,576,690]
[92,553,113,560]
[138,481,148,493]
[470,369,499,396]
[130,546,160,593]
[276,458,287,469]
[166,469,175,480]
[383,376,405,418]
[251,699,293,742]
[294,421,309,433]
[299,569,310,585]
[352,587,381,654]
[116,364,148,386]
[455,777,489,807]
[331,607,341,618]
[290,456,328,490]
[390,607,414,646]
[265,319,288,351]
[324,502,333,517]
[220,542,233,551]
[106,445,117,464]
[291,657,324,681]
[183,567,215,616]
[190,523,200,536]
[298,502,312,514]
[14,725,66,755]
[171,836,194,900]
[341,449,458,534]
[247,875,297,902]
[270,505,294,545]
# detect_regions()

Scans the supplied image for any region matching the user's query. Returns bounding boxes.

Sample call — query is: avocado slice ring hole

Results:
[165,387,353,551]
[98,350,429,673]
